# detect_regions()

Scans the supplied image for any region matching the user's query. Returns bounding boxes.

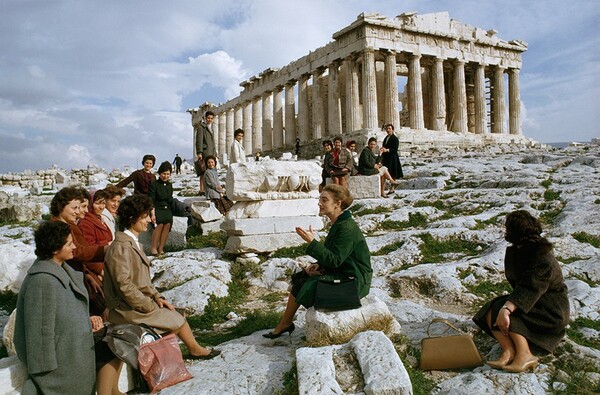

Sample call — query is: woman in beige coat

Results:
[103,195,220,360]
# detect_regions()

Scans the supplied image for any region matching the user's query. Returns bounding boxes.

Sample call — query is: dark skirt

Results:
[211,197,234,215]
[381,152,403,179]
[155,205,173,225]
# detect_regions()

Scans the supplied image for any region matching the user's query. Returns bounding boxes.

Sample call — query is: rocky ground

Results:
[0,145,599,394]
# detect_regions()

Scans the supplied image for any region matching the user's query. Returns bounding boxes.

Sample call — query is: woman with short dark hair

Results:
[380,124,403,179]
[104,195,220,360]
[473,210,569,372]
[148,161,174,257]
[115,154,156,195]
[204,155,234,215]
[101,184,125,238]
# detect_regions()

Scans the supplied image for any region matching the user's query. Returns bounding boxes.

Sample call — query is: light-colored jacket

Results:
[204,168,223,199]
[101,208,116,239]
[103,232,185,332]
[230,140,247,164]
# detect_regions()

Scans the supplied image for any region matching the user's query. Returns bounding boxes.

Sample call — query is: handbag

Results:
[103,323,161,369]
[420,318,484,370]
[138,333,193,393]
[194,158,206,176]
[313,276,361,311]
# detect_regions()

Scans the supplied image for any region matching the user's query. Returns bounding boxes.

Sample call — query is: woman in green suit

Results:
[263,184,372,338]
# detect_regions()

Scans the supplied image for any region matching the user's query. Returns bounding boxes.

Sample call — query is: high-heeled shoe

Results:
[486,358,513,370]
[187,349,221,360]
[502,356,539,373]
[262,323,295,339]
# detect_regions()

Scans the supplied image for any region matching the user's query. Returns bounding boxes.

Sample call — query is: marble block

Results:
[227,199,319,219]
[224,232,305,254]
[190,200,223,222]
[296,346,343,395]
[327,175,380,199]
[221,216,323,236]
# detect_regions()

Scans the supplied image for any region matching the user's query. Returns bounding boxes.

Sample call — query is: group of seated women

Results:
[14,174,570,393]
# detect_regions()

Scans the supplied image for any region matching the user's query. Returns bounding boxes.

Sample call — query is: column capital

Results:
[285,79,297,87]
[508,68,520,75]
[313,67,326,76]
[454,58,465,65]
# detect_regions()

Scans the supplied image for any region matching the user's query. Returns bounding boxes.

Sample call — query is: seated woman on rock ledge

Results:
[264,184,372,338]
[473,210,569,373]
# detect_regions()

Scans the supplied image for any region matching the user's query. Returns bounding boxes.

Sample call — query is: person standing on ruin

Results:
[381,124,403,179]
[229,129,247,164]
[172,154,183,175]
[193,111,216,194]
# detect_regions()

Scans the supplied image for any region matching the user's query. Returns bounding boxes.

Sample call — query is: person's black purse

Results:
[313,276,361,311]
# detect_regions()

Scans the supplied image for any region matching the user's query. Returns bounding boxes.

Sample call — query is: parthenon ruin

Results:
[188,11,530,157]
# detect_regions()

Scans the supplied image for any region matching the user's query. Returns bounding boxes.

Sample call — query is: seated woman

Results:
[116,154,157,195]
[473,210,569,372]
[148,161,175,257]
[358,137,400,198]
[103,194,220,360]
[263,185,372,338]
[324,137,354,188]
[14,221,122,395]
[101,184,126,239]
[204,155,234,215]
[345,140,359,170]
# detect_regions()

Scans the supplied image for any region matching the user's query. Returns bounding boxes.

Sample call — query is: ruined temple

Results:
[188,11,530,158]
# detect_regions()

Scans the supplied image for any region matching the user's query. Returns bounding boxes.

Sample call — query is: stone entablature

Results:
[189,11,527,157]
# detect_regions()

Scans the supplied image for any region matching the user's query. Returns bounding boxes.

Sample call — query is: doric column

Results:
[492,66,506,134]
[234,105,242,131]
[384,50,400,128]
[508,68,522,135]
[311,68,325,139]
[251,96,262,154]
[218,111,227,157]
[297,74,310,142]
[430,57,446,131]
[284,81,297,147]
[452,60,468,133]
[327,62,342,136]
[408,54,424,130]
[362,49,378,130]
[226,109,234,155]
[273,86,284,149]
[473,63,487,134]
[344,55,360,132]
[262,92,273,151]
[212,114,220,156]
[242,101,252,153]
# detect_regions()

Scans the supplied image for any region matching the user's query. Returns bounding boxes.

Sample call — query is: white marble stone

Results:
[139,216,187,254]
[2,309,16,356]
[221,216,324,236]
[227,199,319,219]
[190,200,223,222]
[327,174,381,199]
[201,219,224,235]
[0,239,35,292]
[224,232,305,254]
[296,346,343,395]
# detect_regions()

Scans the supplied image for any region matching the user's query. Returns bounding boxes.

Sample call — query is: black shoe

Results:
[187,349,221,360]
[262,323,295,339]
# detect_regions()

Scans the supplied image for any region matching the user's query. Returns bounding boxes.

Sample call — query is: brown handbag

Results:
[420,318,484,370]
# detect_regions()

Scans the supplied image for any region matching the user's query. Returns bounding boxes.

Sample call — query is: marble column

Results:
[226,109,234,156]
[408,54,424,130]
[508,68,522,135]
[234,106,243,131]
[312,68,325,139]
[262,92,273,151]
[344,55,360,132]
[242,101,252,153]
[284,81,297,147]
[327,62,342,135]
[492,66,506,134]
[362,49,378,130]
[384,51,400,129]
[297,74,310,143]
[218,112,227,157]
[273,86,284,149]
[251,96,262,154]
[212,114,220,156]
[473,63,487,134]
[452,60,468,133]
[430,57,446,131]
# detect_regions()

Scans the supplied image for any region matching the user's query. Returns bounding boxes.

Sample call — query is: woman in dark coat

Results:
[148,161,174,257]
[263,184,372,338]
[116,154,156,195]
[358,137,400,197]
[380,124,403,179]
[473,210,569,373]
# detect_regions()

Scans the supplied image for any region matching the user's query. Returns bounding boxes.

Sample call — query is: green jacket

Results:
[357,146,379,175]
[295,210,372,308]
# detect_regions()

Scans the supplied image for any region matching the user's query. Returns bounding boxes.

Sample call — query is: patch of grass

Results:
[466,280,511,299]
[557,256,589,264]
[380,212,428,231]
[549,353,600,395]
[567,317,600,349]
[540,179,553,188]
[572,232,600,248]
[186,228,228,250]
[349,203,364,213]
[260,292,285,304]
[372,240,405,256]
[392,335,436,395]
[274,362,298,395]
[4,232,25,239]
[0,290,18,313]
[594,199,600,204]
[195,310,281,346]
[414,200,445,210]
[458,267,474,280]
[271,244,308,259]
[41,213,52,220]
[306,315,396,347]
[354,206,395,216]
[544,189,562,201]
[418,233,487,264]
[540,207,563,225]
[470,213,507,230]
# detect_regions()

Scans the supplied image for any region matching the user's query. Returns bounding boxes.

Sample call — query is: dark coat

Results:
[381,133,403,179]
[473,241,570,353]
[148,179,174,224]
[14,259,96,395]
[193,121,216,158]
[116,169,156,195]
[357,146,380,175]
[295,210,372,308]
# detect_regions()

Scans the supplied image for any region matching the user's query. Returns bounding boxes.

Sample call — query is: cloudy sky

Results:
[1,0,598,172]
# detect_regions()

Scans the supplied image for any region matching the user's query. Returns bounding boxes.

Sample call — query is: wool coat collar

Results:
[27,259,88,300]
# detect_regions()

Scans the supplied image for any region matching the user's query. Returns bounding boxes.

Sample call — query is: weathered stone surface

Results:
[0,240,35,292]
[225,232,305,254]
[351,331,412,395]
[221,216,324,236]
[227,199,319,219]
[566,279,600,320]
[396,177,446,190]
[200,219,224,234]
[327,174,380,199]
[190,200,223,222]
[139,216,187,254]
[225,161,321,201]
[304,295,401,344]
[2,309,16,356]
[296,346,343,395]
